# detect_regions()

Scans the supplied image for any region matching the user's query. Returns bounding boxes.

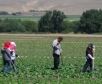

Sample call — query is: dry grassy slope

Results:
[0,0,102,15]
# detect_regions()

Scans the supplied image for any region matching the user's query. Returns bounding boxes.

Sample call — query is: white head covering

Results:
[10,42,16,46]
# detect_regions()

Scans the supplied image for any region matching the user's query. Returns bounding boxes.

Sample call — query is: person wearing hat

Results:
[52,36,63,70]
[82,43,95,72]
[9,42,18,72]
[1,41,11,73]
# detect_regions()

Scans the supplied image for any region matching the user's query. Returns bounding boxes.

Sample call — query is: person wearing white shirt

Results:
[52,36,63,70]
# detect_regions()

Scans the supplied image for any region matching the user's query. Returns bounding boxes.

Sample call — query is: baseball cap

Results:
[89,43,94,47]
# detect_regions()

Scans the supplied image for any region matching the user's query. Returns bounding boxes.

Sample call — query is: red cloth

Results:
[3,41,10,49]
[9,43,15,51]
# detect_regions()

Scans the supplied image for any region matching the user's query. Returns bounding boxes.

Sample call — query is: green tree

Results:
[0,19,26,33]
[22,20,38,32]
[0,11,8,15]
[51,10,66,33]
[79,9,102,34]
[38,10,66,33]
[62,21,79,33]
[0,19,2,32]
[38,11,52,32]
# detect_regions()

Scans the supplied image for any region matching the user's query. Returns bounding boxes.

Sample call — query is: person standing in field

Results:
[52,36,63,70]
[82,43,95,72]
[1,41,11,73]
[9,42,18,72]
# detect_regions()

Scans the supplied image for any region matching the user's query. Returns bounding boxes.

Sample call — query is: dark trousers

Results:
[82,59,93,72]
[3,60,11,73]
[53,54,60,69]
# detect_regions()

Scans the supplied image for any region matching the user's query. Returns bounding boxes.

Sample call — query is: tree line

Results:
[0,9,102,34]
[38,9,102,34]
[0,19,38,33]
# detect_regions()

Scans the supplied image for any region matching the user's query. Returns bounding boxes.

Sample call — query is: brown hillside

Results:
[0,0,102,15]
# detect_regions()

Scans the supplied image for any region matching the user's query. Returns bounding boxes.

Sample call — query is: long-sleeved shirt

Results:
[10,51,16,60]
[9,43,16,60]
[86,47,93,57]
[1,48,11,60]
[52,39,62,55]
[86,47,94,60]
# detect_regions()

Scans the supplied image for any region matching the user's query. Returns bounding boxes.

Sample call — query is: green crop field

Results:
[0,34,102,84]
[0,15,40,21]
[65,15,81,21]
[0,15,80,21]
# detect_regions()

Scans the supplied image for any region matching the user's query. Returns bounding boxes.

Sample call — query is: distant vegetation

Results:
[38,9,102,34]
[0,11,8,15]
[29,10,47,12]
[38,10,66,33]
[12,12,21,16]
[0,19,38,33]
[0,9,102,34]
[78,9,102,34]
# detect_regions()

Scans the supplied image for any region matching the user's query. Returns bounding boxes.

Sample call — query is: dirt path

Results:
[0,34,102,37]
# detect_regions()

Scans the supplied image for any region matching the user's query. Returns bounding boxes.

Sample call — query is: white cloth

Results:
[11,51,16,60]
[52,39,62,55]
[93,46,95,51]
[11,42,16,46]
[88,54,94,60]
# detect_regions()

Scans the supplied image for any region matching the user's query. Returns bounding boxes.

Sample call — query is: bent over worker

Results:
[52,36,63,70]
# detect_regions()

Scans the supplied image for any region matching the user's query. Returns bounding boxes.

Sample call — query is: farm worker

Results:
[1,41,11,73]
[52,36,63,70]
[82,43,95,72]
[9,42,18,72]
